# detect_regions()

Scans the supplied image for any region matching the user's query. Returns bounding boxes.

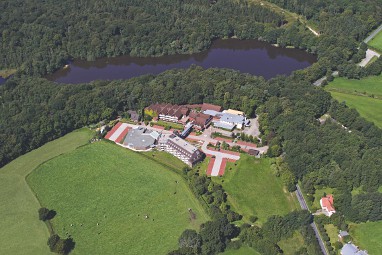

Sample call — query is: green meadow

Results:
[217,156,300,224]
[349,221,382,255]
[368,29,382,53]
[0,129,93,255]
[326,76,382,128]
[220,246,261,255]
[27,141,209,255]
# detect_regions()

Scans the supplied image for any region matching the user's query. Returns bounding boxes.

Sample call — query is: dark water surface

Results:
[47,39,317,84]
[0,77,6,84]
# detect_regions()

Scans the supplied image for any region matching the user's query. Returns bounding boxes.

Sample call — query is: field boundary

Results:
[0,129,93,255]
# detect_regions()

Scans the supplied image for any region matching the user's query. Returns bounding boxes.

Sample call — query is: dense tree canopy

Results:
[0,0,289,76]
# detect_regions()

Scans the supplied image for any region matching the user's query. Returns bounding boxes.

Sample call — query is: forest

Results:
[1,0,382,254]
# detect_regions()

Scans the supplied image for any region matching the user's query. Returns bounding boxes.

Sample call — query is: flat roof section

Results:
[220,113,245,124]
[213,122,235,130]
[203,110,222,117]
[123,127,157,149]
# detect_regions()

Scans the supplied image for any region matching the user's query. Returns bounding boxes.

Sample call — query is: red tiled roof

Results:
[201,103,222,112]
[321,194,335,212]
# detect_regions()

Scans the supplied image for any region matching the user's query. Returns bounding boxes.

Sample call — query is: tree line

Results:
[0,0,287,76]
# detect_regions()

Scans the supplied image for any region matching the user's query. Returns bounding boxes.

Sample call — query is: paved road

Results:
[364,23,382,43]
[296,184,310,211]
[295,185,328,255]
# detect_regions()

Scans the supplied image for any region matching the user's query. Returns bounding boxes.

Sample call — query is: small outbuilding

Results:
[338,230,350,241]
[248,149,260,157]
[128,110,139,122]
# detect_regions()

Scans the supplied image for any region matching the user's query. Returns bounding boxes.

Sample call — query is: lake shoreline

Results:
[47,38,317,84]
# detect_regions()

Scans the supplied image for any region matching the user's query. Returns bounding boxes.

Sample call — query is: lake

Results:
[0,77,6,85]
[47,39,317,84]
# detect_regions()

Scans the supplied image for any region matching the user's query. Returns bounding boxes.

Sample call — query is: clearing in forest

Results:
[326,76,382,128]
[217,156,300,224]
[27,141,209,255]
[0,129,93,255]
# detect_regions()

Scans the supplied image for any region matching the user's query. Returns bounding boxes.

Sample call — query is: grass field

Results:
[330,91,382,128]
[141,150,187,171]
[220,246,260,255]
[324,224,339,248]
[278,231,306,254]
[326,76,382,128]
[0,129,93,255]
[349,221,382,255]
[27,141,209,255]
[217,156,300,224]
[368,29,382,53]
[326,76,382,98]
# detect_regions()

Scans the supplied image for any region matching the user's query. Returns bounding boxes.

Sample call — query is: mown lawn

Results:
[349,221,382,255]
[324,224,339,247]
[326,76,382,98]
[368,29,382,53]
[217,156,300,224]
[0,128,93,255]
[220,246,260,255]
[27,141,209,255]
[326,76,382,128]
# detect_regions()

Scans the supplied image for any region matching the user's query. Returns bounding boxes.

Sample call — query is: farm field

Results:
[27,141,209,255]
[326,76,382,128]
[217,156,300,224]
[349,221,382,255]
[0,129,93,255]
[368,29,382,52]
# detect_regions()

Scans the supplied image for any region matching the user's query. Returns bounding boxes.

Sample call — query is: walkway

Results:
[202,141,240,176]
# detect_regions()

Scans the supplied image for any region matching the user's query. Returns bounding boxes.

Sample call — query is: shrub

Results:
[249,215,258,223]
[39,207,50,221]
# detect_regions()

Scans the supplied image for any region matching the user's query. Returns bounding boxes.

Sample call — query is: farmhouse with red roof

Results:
[320,194,336,217]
